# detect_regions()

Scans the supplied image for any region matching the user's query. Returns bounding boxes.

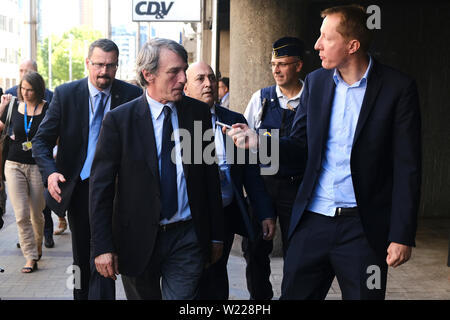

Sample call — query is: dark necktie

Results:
[160,106,178,220]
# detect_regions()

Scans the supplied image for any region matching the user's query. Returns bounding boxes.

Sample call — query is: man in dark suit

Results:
[32,39,142,300]
[227,5,421,300]
[89,38,224,300]
[184,62,276,299]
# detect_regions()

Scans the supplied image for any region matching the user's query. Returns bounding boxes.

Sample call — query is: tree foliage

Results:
[38,26,103,88]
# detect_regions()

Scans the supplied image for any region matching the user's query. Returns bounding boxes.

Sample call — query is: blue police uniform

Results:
[242,36,306,300]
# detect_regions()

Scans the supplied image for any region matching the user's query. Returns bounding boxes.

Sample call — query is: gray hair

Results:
[136,38,188,87]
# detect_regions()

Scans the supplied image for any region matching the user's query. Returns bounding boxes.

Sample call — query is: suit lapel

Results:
[79,78,90,152]
[110,80,122,110]
[215,106,256,240]
[214,105,229,153]
[135,94,159,180]
[315,74,336,149]
[352,61,382,146]
[174,97,191,180]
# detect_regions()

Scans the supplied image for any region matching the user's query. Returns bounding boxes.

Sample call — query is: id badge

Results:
[22,141,32,151]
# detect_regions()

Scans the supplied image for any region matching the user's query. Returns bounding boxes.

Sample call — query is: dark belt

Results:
[334,207,358,217]
[159,219,192,232]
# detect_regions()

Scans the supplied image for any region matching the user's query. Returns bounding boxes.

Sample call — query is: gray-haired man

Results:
[89,38,224,300]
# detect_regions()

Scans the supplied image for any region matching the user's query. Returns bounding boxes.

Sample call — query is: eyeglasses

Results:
[270,61,299,69]
[20,86,35,93]
[89,60,118,71]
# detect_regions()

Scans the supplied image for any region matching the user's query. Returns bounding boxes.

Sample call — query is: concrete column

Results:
[229,0,307,114]
[229,0,307,256]
[23,0,38,61]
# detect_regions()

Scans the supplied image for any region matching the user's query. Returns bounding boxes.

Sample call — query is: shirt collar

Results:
[333,55,373,87]
[275,79,305,100]
[88,79,112,98]
[145,91,176,119]
[210,104,219,115]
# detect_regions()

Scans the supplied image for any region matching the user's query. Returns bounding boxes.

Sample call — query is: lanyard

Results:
[24,103,37,141]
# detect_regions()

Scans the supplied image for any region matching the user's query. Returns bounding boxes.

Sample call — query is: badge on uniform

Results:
[22,141,32,151]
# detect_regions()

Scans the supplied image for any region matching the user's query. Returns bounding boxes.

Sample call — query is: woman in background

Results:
[0,71,48,273]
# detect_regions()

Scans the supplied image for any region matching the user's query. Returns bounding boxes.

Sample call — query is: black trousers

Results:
[281,211,388,300]
[67,178,115,300]
[242,175,301,300]
[196,201,239,300]
[447,231,450,267]
[43,206,53,238]
[122,220,204,300]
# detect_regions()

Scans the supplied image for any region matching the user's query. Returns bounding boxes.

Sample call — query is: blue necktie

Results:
[160,106,178,220]
[80,92,106,180]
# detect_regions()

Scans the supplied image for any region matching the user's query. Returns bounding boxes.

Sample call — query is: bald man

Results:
[184,62,275,300]
[6,59,53,103]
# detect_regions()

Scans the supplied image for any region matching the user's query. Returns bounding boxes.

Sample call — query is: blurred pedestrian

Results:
[218,77,229,109]
[5,59,53,104]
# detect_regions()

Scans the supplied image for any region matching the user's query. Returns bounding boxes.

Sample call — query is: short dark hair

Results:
[88,38,119,58]
[321,5,373,53]
[219,77,229,89]
[18,71,46,102]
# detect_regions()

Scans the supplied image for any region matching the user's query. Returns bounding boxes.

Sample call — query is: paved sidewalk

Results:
[0,197,449,299]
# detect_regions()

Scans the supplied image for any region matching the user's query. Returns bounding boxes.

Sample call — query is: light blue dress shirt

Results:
[211,106,234,208]
[146,92,192,224]
[307,56,373,216]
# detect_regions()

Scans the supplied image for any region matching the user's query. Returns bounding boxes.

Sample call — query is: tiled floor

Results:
[1,196,449,300]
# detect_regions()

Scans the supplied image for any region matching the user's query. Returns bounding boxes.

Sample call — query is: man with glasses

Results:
[32,39,142,300]
[242,36,306,300]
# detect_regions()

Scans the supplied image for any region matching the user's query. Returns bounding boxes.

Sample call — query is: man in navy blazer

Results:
[184,62,276,300]
[32,39,142,300]
[227,5,421,300]
[89,39,224,300]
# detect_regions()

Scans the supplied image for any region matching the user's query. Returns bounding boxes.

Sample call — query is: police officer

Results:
[242,37,305,300]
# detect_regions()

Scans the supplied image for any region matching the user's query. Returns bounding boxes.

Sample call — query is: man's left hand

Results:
[210,242,224,266]
[262,218,276,240]
[95,252,119,280]
[386,242,412,268]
